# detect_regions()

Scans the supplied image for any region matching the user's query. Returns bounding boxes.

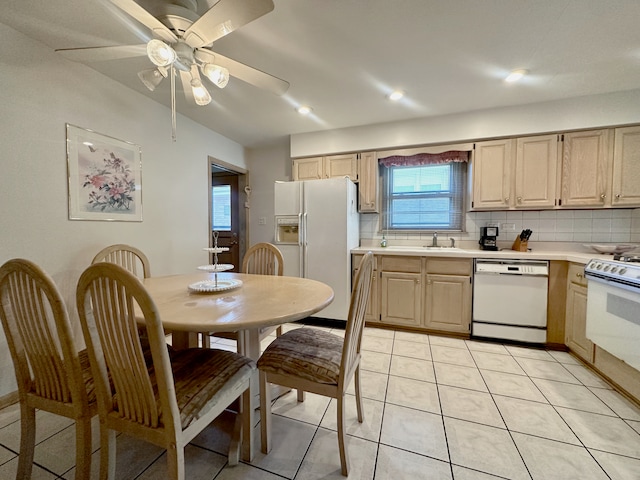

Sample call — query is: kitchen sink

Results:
[423,246,461,250]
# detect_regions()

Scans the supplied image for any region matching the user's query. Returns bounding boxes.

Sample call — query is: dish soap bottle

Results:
[380,234,387,248]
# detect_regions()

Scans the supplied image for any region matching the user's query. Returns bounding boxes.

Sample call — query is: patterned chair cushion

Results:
[257,328,344,385]
[170,349,255,429]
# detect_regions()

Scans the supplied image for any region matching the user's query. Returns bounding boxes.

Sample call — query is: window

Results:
[211,185,231,230]
[381,153,468,232]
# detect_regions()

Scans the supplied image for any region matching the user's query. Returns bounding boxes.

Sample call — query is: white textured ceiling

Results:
[2,0,640,147]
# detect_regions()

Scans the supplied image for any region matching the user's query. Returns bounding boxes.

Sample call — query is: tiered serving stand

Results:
[188,232,243,293]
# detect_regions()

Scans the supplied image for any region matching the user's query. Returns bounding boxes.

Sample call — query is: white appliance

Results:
[585,256,640,370]
[472,259,549,343]
[274,177,359,322]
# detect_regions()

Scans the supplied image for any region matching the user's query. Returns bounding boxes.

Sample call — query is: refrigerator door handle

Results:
[302,212,308,277]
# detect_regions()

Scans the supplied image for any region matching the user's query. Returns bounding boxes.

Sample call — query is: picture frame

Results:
[67,124,142,221]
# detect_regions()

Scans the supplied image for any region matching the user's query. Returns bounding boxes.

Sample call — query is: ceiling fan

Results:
[56,0,289,140]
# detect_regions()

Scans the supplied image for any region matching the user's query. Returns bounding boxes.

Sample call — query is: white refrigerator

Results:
[274,177,360,322]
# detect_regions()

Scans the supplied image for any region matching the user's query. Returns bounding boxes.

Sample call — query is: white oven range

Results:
[584,255,640,371]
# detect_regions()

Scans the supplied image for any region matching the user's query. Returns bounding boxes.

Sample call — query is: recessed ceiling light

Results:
[388,90,404,101]
[297,105,312,115]
[505,69,528,83]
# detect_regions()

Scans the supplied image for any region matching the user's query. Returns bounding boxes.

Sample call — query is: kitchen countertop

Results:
[351,245,617,265]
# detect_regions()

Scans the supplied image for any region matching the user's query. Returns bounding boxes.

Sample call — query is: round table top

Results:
[142,272,334,333]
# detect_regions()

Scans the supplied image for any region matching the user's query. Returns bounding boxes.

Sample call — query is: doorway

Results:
[209,158,248,273]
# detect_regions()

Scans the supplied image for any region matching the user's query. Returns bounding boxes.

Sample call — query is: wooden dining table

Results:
[142,271,334,360]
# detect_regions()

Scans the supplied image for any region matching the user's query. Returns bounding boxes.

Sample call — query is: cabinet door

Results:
[424,274,471,334]
[292,157,324,181]
[358,151,379,213]
[354,266,379,323]
[380,272,421,327]
[515,134,558,208]
[612,126,640,206]
[472,139,514,209]
[560,130,611,207]
[325,153,359,181]
[565,282,594,363]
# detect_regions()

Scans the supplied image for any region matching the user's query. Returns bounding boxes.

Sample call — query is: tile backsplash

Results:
[360,208,640,245]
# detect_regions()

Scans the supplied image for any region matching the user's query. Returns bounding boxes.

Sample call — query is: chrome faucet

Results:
[432,232,438,247]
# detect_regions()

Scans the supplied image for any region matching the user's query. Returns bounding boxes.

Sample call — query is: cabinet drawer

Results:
[425,258,472,275]
[353,254,378,271]
[380,256,422,273]
[568,263,587,287]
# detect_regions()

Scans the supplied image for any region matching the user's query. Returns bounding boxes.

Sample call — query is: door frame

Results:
[208,156,249,267]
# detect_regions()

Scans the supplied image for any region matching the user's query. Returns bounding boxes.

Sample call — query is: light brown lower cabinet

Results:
[424,274,471,334]
[565,263,594,363]
[356,254,472,334]
[380,271,422,327]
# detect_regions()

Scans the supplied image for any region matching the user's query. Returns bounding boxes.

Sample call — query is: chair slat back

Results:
[92,244,151,279]
[0,259,85,404]
[340,252,374,387]
[77,263,176,430]
[242,243,284,276]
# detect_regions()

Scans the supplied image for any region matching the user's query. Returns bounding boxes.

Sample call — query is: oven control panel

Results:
[585,259,640,286]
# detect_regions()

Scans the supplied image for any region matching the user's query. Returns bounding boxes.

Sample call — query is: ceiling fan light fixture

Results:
[147,39,177,67]
[505,69,528,83]
[137,67,166,91]
[202,63,230,88]
[190,78,212,106]
[388,90,404,101]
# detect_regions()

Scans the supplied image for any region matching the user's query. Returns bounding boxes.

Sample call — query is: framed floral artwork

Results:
[67,124,142,221]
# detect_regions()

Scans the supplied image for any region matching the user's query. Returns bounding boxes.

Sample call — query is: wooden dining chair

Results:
[0,258,96,480]
[257,251,374,476]
[204,242,285,348]
[241,242,284,277]
[91,243,151,279]
[76,262,255,480]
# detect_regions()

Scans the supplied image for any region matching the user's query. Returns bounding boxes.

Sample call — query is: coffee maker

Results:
[479,226,499,251]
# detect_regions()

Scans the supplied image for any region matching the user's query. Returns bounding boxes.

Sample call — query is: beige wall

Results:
[0,23,246,396]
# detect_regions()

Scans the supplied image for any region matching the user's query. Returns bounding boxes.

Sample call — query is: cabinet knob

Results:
[600,193,606,200]
[615,194,621,200]
[505,197,509,202]
[517,197,522,203]
[576,273,583,278]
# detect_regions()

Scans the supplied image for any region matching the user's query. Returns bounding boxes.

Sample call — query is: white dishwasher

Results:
[472,259,549,344]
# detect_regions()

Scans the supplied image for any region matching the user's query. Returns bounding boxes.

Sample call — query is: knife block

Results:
[512,237,529,252]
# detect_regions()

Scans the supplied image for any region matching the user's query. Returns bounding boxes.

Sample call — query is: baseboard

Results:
[0,390,18,409]
[299,317,347,330]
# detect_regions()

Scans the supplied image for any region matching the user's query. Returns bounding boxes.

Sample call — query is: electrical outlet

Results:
[501,222,516,232]
[258,217,267,225]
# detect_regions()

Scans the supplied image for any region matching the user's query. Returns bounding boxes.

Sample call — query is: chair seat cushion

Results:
[78,348,98,405]
[170,349,255,429]
[257,328,343,385]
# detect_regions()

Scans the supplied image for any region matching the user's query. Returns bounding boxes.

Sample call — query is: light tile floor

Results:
[1,323,640,479]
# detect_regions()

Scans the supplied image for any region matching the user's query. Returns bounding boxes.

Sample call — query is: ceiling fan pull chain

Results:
[171,64,177,142]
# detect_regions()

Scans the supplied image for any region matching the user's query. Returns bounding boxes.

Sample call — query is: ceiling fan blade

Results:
[183,0,274,48]
[56,44,147,62]
[179,69,198,106]
[108,0,177,44]
[195,49,289,96]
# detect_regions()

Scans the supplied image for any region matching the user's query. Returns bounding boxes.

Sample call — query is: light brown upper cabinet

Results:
[560,129,611,207]
[472,135,558,209]
[292,156,324,180]
[292,153,358,181]
[358,151,379,213]
[515,134,559,208]
[472,139,514,209]
[612,125,640,206]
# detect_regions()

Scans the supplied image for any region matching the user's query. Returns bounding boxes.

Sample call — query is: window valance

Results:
[378,150,470,168]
